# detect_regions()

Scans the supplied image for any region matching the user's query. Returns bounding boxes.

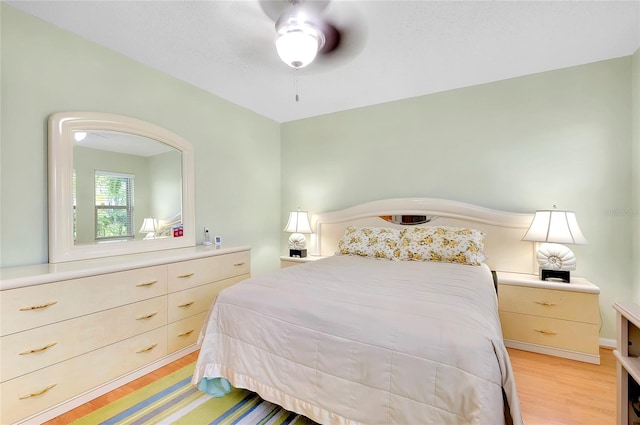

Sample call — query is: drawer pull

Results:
[233,262,245,267]
[136,312,158,320]
[19,342,58,355]
[534,329,558,336]
[178,329,195,337]
[136,280,158,287]
[178,301,195,308]
[19,384,57,400]
[136,343,158,353]
[19,301,58,311]
[534,301,557,307]
[177,272,195,278]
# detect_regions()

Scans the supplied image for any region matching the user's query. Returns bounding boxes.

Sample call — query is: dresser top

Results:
[0,245,251,290]
[497,271,600,294]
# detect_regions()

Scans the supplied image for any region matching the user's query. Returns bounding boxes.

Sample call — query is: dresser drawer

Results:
[1,265,167,336]
[0,327,166,425]
[167,251,250,292]
[168,311,207,353]
[499,311,600,355]
[168,275,247,323]
[498,284,599,324]
[1,296,167,382]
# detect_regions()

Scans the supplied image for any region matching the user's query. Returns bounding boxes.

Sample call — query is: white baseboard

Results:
[504,339,600,364]
[600,337,616,349]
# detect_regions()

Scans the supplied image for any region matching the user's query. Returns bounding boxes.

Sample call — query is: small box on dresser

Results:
[497,272,601,365]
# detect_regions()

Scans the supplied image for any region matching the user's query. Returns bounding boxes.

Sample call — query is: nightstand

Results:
[613,302,640,424]
[496,272,600,364]
[280,255,327,268]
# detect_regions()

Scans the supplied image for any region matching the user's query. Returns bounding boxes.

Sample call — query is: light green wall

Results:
[149,150,182,220]
[282,57,633,340]
[0,5,282,274]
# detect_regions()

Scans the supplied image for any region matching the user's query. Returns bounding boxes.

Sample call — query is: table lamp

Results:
[284,209,313,257]
[139,217,158,240]
[522,208,587,282]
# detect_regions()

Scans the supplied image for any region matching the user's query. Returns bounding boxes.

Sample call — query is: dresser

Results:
[0,246,250,425]
[497,272,600,365]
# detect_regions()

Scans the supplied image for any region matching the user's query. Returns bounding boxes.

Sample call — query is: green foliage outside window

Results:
[95,172,134,239]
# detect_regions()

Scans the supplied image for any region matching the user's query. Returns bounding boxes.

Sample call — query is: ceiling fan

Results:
[259,0,366,69]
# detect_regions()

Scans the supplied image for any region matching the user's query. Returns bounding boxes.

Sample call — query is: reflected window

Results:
[95,170,135,240]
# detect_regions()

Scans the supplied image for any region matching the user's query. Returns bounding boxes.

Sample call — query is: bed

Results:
[192,198,534,424]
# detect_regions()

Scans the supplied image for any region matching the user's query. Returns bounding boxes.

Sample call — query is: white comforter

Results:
[192,255,523,425]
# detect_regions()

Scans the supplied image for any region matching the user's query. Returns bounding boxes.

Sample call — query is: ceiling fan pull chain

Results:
[294,73,300,102]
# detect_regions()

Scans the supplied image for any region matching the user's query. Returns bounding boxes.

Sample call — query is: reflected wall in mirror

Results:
[49,112,195,263]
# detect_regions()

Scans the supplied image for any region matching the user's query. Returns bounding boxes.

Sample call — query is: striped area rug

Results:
[72,362,317,425]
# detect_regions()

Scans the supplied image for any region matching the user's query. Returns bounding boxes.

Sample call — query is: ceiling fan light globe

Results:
[275,24,323,69]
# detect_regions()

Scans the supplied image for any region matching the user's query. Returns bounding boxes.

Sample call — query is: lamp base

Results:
[541,269,570,283]
[289,249,307,258]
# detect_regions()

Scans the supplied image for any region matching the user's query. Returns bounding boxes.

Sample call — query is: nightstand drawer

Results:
[498,284,599,324]
[500,311,600,354]
[281,260,301,268]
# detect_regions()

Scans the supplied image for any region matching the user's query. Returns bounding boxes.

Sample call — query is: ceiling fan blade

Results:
[319,21,340,54]
[259,0,330,22]
[316,18,367,66]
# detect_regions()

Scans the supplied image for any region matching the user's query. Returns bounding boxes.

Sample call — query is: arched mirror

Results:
[48,112,195,263]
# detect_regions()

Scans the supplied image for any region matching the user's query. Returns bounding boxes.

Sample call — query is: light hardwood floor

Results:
[509,347,616,425]
[46,347,615,424]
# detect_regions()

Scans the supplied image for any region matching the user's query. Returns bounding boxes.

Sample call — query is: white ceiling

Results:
[8,0,640,123]
[76,130,176,157]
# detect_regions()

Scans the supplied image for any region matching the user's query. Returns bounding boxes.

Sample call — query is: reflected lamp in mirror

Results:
[139,218,158,240]
[284,209,313,258]
[73,131,87,142]
[522,209,587,283]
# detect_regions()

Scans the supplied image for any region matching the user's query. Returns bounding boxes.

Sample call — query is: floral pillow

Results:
[399,226,486,266]
[337,226,402,260]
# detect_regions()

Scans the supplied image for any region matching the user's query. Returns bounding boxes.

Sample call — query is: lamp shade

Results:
[139,218,157,234]
[522,210,587,245]
[284,210,313,234]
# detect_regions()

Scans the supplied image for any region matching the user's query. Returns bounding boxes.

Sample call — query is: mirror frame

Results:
[48,112,196,263]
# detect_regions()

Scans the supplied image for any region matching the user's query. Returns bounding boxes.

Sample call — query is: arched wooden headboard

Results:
[309,198,536,274]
